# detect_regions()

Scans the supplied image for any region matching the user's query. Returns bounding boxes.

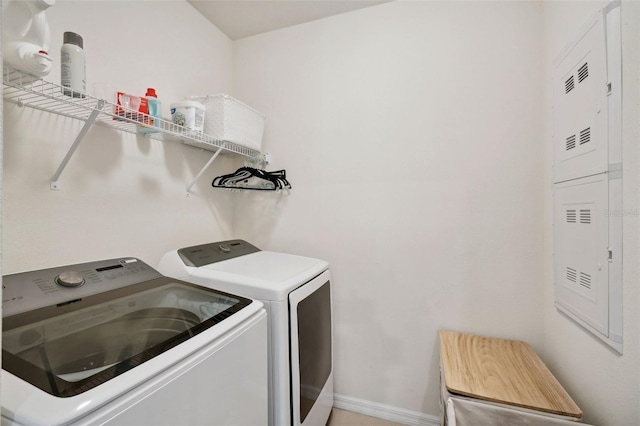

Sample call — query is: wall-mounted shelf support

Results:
[186,142,227,194]
[50,99,105,190]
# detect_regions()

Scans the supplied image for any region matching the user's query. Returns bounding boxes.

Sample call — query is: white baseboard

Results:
[333,393,440,426]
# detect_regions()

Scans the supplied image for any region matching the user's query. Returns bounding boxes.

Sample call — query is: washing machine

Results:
[1,257,268,426]
[159,239,333,426]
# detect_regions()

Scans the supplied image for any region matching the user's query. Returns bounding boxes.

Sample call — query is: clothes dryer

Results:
[159,240,333,426]
[2,257,268,426]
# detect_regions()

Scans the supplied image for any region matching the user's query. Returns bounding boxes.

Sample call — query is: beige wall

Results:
[232,1,545,417]
[2,0,238,273]
[2,1,638,423]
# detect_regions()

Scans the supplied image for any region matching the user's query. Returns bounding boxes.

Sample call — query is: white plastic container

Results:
[61,31,86,98]
[171,100,205,134]
[2,0,55,78]
[188,94,265,151]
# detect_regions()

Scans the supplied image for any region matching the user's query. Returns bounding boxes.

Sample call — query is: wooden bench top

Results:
[439,330,582,419]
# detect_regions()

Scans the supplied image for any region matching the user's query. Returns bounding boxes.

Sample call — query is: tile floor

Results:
[326,408,404,426]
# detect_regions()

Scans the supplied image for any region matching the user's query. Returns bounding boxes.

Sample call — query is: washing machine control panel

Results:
[2,258,163,317]
[177,239,261,267]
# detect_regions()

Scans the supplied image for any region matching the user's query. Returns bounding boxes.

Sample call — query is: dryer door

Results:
[289,269,333,426]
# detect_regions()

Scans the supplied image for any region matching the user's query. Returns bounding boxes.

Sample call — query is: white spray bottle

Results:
[2,0,55,78]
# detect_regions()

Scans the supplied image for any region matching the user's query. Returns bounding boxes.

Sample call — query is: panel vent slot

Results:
[578,62,589,82]
[579,272,592,289]
[580,127,591,145]
[566,209,577,223]
[580,209,591,224]
[566,267,577,282]
[565,76,575,93]
[566,135,576,150]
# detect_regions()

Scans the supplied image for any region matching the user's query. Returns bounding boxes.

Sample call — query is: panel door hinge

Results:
[608,247,613,262]
[606,82,612,96]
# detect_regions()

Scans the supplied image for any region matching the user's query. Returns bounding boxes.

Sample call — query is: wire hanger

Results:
[212,167,291,191]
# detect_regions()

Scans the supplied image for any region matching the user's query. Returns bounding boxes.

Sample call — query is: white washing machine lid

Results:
[2,257,263,426]
[2,299,264,426]
[191,251,328,301]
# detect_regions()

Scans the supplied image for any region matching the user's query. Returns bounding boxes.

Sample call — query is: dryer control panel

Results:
[2,258,162,317]
[177,239,261,267]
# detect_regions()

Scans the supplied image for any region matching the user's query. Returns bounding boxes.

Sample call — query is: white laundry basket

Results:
[189,94,265,152]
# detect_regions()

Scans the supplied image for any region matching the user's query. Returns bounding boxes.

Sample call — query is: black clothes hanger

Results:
[212,167,291,191]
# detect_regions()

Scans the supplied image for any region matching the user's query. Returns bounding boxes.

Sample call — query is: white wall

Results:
[0,0,4,408]
[542,1,640,424]
[232,1,545,416]
[2,0,237,273]
[3,1,638,424]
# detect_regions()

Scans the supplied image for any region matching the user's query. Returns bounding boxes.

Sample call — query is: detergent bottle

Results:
[2,0,55,79]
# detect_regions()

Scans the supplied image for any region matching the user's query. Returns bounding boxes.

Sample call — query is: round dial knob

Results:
[55,271,85,288]
[218,244,231,253]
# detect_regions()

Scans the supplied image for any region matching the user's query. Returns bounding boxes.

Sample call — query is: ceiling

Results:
[187,0,392,41]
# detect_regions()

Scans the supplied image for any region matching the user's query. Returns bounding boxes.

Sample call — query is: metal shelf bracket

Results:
[50,99,105,190]
[186,142,228,195]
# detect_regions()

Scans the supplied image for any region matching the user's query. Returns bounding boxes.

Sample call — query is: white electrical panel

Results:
[552,2,622,353]
[554,175,609,335]
[553,15,607,184]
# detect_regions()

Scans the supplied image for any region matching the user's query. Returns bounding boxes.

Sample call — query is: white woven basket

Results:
[188,94,265,152]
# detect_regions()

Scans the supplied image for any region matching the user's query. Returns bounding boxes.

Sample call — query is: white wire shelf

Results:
[3,66,265,191]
